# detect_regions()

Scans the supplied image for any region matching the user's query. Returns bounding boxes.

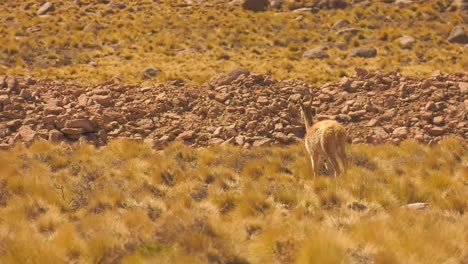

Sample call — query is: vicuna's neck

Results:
[303,112,313,130]
[300,105,314,130]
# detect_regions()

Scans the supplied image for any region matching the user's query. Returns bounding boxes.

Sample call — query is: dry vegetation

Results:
[0,138,467,263]
[1,0,467,263]
[1,0,466,85]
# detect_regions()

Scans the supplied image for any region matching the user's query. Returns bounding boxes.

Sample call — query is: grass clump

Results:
[0,137,466,262]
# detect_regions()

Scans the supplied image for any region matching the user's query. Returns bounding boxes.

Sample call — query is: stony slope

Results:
[0,69,466,149]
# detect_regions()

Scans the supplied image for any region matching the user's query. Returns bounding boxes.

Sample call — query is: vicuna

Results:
[299,101,348,178]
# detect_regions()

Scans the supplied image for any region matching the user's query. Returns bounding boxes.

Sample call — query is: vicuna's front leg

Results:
[310,151,320,178]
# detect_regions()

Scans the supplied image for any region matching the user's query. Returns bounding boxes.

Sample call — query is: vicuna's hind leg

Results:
[324,139,341,178]
[337,142,348,174]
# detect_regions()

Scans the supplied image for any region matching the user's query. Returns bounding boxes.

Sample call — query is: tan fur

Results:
[300,102,348,178]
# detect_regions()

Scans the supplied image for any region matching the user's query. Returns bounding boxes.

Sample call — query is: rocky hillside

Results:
[1,1,466,85]
[0,69,466,149]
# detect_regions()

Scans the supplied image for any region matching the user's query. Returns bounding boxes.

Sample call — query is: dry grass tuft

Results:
[0,137,466,262]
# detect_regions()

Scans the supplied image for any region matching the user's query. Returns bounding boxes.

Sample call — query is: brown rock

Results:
[177,130,195,140]
[448,25,468,44]
[350,48,377,58]
[44,106,64,115]
[331,19,350,30]
[458,82,468,95]
[78,94,88,107]
[373,127,389,139]
[319,0,347,9]
[208,137,224,145]
[209,68,249,87]
[397,35,416,49]
[61,128,86,135]
[420,111,433,121]
[302,46,329,59]
[37,2,54,15]
[93,95,112,105]
[241,0,269,12]
[272,132,291,143]
[366,118,379,127]
[42,115,57,124]
[49,130,64,142]
[253,138,272,147]
[349,110,366,120]
[0,95,10,105]
[84,23,104,32]
[6,77,18,92]
[288,93,302,102]
[355,67,369,78]
[6,119,22,130]
[425,102,437,112]
[257,96,269,105]
[18,125,37,143]
[432,116,445,126]
[425,126,445,136]
[215,92,230,103]
[0,76,6,88]
[235,135,245,145]
[65,119,95,132]
[392,127,409,138]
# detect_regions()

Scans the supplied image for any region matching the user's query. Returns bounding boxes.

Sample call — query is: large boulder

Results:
[349,48,377,58]
[241,0,270,11]
[302,46,329,59]
[37,2,54,15]
[318,0,347,9]
[208,68,250,87]
[448,26,468,44]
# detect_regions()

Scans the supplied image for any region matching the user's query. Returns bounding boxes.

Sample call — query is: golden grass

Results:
[1,0,466,85]
[0,137,466,263]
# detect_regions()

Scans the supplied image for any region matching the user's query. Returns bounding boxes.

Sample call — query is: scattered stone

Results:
[350,48,377,58]
[18,125,37,143]
[37,2,54,15]
[108,2,126,9]
[177,130,195,140]
[404,202,429,210]
[448,26,468,44]
[0,70,465,148]
[209,68,250,87]
[319,0,347,9]
[253,138,272,147]
[84,23,104,32]
[65,119,95,132]
[270,0,282,9]
[142,67,160,79]
[241,0,269,12]
[302,46,329,59]
[331,19,350,30]
[61,128,86,135]
[6,77,18,92]
[392,126,409,138]
[49,130,64,142]
[432,116,445,126]
[336,28,361,36]
[397,35,416,49]
[426,126,445,136]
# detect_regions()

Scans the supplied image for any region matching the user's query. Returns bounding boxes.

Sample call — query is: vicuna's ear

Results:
[298,99,304,109]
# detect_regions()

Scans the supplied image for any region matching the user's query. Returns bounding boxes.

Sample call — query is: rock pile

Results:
[0,69,466,149]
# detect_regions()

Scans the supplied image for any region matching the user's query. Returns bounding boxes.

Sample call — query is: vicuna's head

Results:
[299,100,315,128]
